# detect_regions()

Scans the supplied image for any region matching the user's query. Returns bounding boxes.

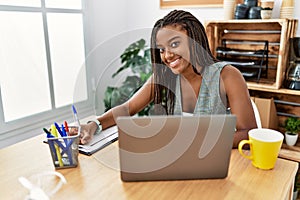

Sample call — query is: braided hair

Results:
[150,10,217,115]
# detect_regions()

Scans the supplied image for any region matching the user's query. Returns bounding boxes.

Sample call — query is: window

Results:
[0,0,92,148]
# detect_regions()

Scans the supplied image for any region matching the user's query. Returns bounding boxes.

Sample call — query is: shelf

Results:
[216,46,269,58]
[205,19,298,89]
[217,39,269,81]
[279,143,300,162]
[248,85,300,95]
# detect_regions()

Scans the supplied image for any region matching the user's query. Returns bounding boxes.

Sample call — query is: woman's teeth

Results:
[169,58,180,68]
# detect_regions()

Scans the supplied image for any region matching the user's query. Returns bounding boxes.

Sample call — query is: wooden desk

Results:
[0,135,298,200]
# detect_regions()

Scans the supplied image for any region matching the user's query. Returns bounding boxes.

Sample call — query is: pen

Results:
[51,124,64,167]
[54,122,65,137]
[61,124,67,137]
[55,122,69,150]
[72,105,80,126]
[61,123,74,165]
[64,121,70,135]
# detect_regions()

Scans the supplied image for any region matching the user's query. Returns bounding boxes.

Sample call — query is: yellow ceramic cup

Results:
[238,128,283,170]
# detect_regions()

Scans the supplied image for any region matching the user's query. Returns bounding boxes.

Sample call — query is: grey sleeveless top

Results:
[173,62,230,115]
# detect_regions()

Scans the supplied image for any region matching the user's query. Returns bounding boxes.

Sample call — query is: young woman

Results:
[79,10,257,148]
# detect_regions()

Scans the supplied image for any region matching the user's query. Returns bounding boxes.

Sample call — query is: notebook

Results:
[78,126,118,155]
[116,115,236,182]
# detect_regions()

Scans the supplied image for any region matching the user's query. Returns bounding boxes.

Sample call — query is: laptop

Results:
[116,115,236,182]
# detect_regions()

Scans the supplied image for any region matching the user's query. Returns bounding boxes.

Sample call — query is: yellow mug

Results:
[238,128,283,170]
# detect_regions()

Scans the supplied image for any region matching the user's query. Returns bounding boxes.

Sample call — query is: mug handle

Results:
[238,140,253,160]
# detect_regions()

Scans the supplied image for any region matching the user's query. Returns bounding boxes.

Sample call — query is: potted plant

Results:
[284,117,300,146]
[103,38,153,116]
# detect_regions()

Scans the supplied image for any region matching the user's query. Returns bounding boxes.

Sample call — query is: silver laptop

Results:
[116,115,236,182]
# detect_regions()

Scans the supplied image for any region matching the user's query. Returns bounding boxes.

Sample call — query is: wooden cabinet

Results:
[205,19,298,89]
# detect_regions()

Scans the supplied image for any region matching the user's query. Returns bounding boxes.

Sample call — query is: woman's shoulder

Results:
[207,61,232,71]
[220,64,247,88]
[221,64,243,78]
[206,62,240,75]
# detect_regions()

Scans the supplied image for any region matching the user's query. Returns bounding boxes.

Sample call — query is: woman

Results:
[79,10,257,148]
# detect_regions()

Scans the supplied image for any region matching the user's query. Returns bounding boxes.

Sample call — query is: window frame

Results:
[160,0,223,8]
[0,1,94,148]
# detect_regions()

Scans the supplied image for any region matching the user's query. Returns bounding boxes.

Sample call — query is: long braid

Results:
[150,10,217,115]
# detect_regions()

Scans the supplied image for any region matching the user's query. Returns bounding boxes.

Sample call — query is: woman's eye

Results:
[170,41,179,48]
[159,48,165,53]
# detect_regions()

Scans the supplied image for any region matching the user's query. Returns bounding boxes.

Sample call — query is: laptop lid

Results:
[116,115,236,182]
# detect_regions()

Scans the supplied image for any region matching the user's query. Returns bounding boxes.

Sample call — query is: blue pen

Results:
[61,124,73,166]
[54,122,68,148]
[61,124,67,137]
[72,105,80,126]
[54,122,65,137]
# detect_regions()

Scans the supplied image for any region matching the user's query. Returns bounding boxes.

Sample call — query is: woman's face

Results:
[156,24,192,75]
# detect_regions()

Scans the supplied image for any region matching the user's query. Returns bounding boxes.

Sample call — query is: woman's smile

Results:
[168,57,181,68]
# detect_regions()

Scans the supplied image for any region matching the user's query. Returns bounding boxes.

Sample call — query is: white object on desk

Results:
[78,126,118,155]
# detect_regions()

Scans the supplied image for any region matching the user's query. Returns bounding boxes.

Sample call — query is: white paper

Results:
[78,126,118,155]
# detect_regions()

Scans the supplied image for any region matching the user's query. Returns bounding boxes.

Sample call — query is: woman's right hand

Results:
[69,122,98,145]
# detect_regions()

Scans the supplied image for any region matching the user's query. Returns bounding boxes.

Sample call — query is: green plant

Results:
[284,117,300,135]
[103,39,153,116]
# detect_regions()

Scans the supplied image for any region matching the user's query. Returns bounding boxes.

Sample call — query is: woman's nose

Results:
[165,49,174,60]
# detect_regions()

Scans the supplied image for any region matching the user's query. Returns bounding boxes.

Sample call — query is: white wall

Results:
[85,0,300,114]
[125,0,224,30]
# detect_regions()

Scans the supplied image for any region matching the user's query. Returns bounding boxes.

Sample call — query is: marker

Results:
[43,128,55,138]
[51,124,64,167]
[72,105,80,126]
[51,124,59,137]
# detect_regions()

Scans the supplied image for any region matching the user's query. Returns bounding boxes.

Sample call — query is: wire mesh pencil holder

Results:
[47,127,80,169]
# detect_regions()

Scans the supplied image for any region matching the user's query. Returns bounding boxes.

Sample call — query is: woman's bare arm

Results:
[221,65,257,148]
[80,77,154,144]
[98,76,154,129]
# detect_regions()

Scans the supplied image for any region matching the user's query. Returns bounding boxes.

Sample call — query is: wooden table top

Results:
[0,134,298,200]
